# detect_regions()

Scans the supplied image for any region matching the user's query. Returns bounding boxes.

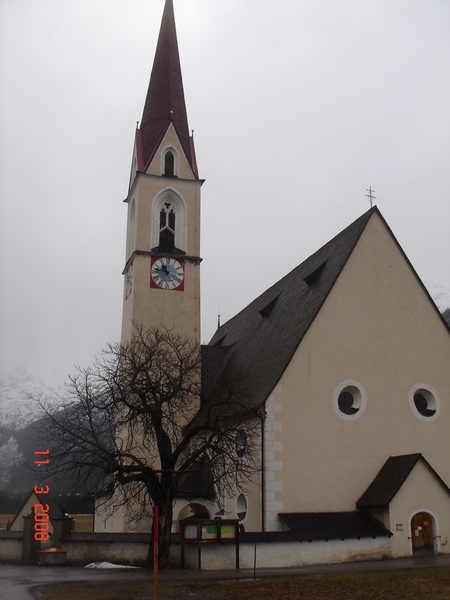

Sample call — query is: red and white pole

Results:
[153,506,159,600]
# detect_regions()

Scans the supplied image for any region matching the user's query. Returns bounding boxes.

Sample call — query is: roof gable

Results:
[357,454,450,508]
[144,122,196,179]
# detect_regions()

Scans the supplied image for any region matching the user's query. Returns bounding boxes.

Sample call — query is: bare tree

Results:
[35,327,259,567]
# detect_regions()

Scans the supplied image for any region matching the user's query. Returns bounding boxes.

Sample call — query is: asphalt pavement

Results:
[1,555,449,600]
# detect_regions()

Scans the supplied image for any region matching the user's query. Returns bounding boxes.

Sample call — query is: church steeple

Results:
[122,0,202,345]
[139,0,196,176]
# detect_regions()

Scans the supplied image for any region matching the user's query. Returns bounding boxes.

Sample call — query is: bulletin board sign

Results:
[179,519,240,569]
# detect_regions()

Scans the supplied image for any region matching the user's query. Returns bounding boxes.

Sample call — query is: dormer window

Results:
[164,151,175,177]
[303,259,328,287]
[259,295,280,318]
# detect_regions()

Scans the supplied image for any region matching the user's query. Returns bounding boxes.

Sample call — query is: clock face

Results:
[125,263,133,299]
[151,257,185,291]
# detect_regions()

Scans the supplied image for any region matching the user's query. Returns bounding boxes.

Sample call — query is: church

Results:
[96,0,450,567]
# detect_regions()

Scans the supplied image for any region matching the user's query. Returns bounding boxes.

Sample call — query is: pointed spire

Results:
[140,0,194,173]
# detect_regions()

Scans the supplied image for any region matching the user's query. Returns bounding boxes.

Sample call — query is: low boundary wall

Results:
[0,531,22,563]
[179,534,392,570]
[1,527,393,569]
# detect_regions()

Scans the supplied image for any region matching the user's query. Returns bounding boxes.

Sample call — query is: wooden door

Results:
[411,512,434,557]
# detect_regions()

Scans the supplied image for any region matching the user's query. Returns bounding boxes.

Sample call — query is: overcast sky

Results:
[1,0,449,387]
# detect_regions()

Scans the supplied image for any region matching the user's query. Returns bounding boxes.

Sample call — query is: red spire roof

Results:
[139,0,195,175]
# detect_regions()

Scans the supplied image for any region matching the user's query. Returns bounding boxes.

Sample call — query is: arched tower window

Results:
[159,202,176,251]
[151,190,186,253]
[164,151,175,177]
[161,147,178,177]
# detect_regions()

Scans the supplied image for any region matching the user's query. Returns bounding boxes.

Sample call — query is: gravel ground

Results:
[33,568,450,600]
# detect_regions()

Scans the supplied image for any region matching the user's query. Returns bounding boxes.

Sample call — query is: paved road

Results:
[1,555,450,600]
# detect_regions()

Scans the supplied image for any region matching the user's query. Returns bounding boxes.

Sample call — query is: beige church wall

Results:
[121,251,201,342]
[129,175,201,259]
[121,135,202,343]
[240,470,264,533]
[96,487,157,535]
[228,416,264,533]
[223,465,263,534]
[177,536,391,570]
[94,496,125,533]
[192,416,263,533]
[387,460,450,557]
[121,125,202,342]
[221,490,249,531]
[120,276,135,340]
[96,497,154,535]
[267,211,450,517]
[264,385,284,531]
[367,507,390,528]
[173,490,268,539]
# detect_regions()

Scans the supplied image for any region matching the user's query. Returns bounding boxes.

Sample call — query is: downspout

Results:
[257,407,267,532]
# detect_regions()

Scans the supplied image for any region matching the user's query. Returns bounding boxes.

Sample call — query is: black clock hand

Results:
[154,265,168,276]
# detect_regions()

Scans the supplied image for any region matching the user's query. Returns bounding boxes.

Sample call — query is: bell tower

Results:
[121,0,202,343]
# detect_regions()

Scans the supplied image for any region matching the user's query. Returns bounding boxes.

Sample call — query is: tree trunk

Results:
[158,504,173,569]
[147,502,173,569]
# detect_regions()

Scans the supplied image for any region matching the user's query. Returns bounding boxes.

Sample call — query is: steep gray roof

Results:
[357,454,450,508]
[206,207,378,413]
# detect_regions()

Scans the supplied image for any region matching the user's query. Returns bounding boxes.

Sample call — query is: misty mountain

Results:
[0,368,45,430]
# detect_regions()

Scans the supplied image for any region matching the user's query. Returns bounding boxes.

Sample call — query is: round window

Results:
[338,389,360,415]
[236,493,247,521]
[333,381,367,420]
[409,385,439,420]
